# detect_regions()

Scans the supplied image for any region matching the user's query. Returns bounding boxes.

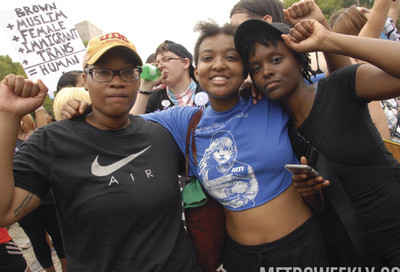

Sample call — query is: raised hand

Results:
[282,19,329,53]
[284,0,328,28]
[0,74,48,118]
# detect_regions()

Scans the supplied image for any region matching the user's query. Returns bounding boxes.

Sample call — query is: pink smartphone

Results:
[284,164,320,178]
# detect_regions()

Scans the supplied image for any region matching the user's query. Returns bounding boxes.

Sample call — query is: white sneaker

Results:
[19,239,32,249]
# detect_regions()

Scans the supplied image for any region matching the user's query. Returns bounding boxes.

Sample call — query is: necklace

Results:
[88,113,131,130]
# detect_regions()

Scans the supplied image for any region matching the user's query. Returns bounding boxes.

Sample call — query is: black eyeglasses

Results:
[84,67,142,83]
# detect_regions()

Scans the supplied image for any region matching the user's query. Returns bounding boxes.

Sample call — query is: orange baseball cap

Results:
[82,32,143,67]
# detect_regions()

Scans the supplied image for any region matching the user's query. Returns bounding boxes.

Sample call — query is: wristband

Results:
[138,89,152,95]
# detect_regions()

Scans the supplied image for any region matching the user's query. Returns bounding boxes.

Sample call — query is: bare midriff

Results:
[224,184,312,245]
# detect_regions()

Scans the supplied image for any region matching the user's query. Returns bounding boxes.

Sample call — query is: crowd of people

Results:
[1,0,400,271]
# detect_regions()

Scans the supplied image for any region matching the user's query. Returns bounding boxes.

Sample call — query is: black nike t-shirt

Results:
[13,115,197,272]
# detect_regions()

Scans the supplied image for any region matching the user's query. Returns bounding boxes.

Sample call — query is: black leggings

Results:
[222,216,328,272]
[18,203,65,269]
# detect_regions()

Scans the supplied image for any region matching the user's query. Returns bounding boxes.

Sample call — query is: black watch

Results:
[138,89,152,95]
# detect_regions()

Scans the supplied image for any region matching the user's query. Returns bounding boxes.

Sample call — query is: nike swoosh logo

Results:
[91,146,151,177]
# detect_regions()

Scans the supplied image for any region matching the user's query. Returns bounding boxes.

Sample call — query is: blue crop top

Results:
[142,97,298,211]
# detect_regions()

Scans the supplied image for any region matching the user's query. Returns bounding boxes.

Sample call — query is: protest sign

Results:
[0,2,86,97]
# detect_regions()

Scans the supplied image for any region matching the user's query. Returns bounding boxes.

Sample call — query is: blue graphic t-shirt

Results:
[142,97,298,211]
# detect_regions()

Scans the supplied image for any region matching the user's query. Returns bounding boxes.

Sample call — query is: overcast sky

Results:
[0,0,239,63]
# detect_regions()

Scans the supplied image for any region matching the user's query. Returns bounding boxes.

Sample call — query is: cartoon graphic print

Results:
[199,130,258,209]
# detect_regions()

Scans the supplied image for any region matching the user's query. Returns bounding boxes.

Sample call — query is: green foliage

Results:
[316,0,344,20]
[343,0,373,8]
[0,55,26,80]
[43,95,55,117]
[282,0,294,9]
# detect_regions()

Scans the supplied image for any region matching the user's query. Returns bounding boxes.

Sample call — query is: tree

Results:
[343,0,373,8]
[317,0,345,20]
[0,55,26,80]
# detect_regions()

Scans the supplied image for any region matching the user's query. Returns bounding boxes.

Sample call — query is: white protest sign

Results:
[0,2,86,97]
